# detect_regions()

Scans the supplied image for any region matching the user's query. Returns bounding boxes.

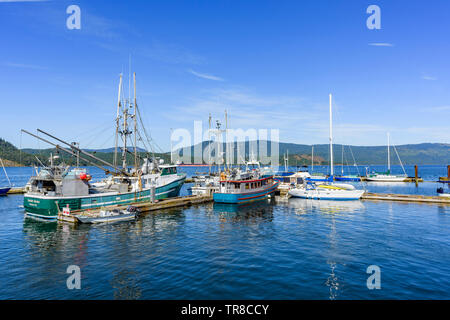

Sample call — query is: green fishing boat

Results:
[22,72,186,220]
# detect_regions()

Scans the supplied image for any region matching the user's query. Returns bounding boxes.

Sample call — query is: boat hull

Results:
[307,176,333,182]
[334,176,361,182]
[213,182,279,204]
[288,187,364,200]
[75,213,136,224]
[0,187,11,196]
[366,175,407,182]
[24,175,186,220]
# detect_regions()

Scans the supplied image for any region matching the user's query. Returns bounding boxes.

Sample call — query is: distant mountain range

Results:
[1,137,449,166]
[175,140,450,166]
[22,146,147,154]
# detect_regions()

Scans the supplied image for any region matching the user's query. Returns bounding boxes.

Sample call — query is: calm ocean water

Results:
[0,165,449,299]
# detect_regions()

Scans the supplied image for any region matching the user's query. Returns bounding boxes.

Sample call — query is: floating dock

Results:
[361,192,450,204]
[58,195,213,223]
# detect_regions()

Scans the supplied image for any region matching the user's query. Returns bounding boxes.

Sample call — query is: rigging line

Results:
[86,125,113,148]
[135,105,157,155]
[72,119,113,141]
[348,145,361,176]
[391,140,407,175]
[134,97,165,154]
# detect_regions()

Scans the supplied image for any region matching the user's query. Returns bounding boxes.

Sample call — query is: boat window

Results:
[245,184,249,189]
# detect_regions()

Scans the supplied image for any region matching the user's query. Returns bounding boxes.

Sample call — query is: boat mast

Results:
[208,114,212,172]
[133,72,138,174]
[225,109,228,171]
[329,93,334,177]
[114,74,123,172]
[387,132,391,174]
[311,145,314,172]
[170,128,173,164]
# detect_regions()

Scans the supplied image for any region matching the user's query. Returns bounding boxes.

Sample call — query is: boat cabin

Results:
[219,176,273,194]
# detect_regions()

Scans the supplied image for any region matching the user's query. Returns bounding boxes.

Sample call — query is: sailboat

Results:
[365,133,407,182]
[0,158,12,195]
[334,145,362,182]
[289,94,364,200]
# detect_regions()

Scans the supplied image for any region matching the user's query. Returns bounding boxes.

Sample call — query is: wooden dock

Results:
[362,192,450,204]
[58,195,213,223]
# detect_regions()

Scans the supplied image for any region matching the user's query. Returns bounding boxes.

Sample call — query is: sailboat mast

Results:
[133,72,138,173]
[311,145,314,171]
[225,109,228,171]
[208,113,211,174]
[329,93,334,177]
[122,97,128,171]
[114,74,123,172]
[387,132,391,174]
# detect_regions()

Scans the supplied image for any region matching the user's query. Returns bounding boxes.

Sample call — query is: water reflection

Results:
[287,199,365,216]
[285,199,366,300]
[213,200,275,224]
[110,269,142,300]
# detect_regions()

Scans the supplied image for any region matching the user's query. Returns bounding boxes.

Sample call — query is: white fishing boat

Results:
[366,133,407,182]
[289,94,364,200]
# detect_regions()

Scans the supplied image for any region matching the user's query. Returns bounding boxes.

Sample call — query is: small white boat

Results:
[365,174,407,182]
[289,182,364,200]
[75,206,141,224]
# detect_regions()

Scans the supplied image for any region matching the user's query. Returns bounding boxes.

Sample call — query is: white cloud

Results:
[3,62,47,69]
[368,42,394,47]
[188,69,224,81]
[422,75,437,81]
[0,0,48,2]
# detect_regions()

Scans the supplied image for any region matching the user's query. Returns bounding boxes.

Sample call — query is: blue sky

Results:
[0,0,449,151]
